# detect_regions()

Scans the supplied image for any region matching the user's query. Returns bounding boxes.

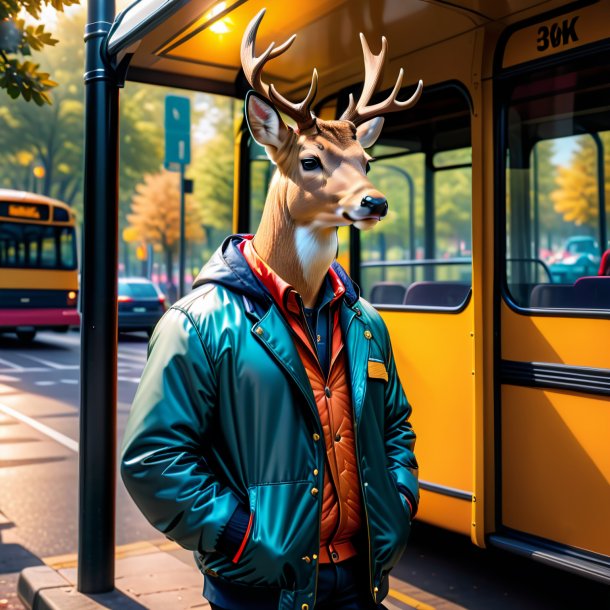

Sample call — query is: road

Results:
[0,331,608,609]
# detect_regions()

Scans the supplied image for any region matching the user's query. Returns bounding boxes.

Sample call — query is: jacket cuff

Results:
[397,484,418,518]
[216,504,251,561]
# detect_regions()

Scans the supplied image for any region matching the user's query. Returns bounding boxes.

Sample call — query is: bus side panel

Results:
[381,307,474,535]
[0,268,79,291]
[501,385,610,556]
[501,304,610,557]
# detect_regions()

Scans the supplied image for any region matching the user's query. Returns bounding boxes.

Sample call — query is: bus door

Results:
[497,9,610,569]
[354,84,475,534]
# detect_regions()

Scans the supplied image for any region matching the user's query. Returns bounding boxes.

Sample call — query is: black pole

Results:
[79,0,117,593]
[179,163,186,298]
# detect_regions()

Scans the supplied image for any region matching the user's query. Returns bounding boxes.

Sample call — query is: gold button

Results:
[313,469,319,476]
[255,327,264,336]
[302,555,311,563]
[302,605,309,610]
[312,554,318,560]
[364,330,372,340]
[374,587,379,593]
[311,487,319,496]
[313,433,320,441]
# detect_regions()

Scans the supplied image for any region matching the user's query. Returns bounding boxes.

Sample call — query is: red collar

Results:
[238,236,345,317]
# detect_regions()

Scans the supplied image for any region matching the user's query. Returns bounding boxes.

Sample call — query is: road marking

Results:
[61,379,78,385]
[0,358,20,370]
[389,588,435,610]
[0,375,20,382]
[118,352,147,363]
[0,401,78,453]
[35,381,56,386]
[118,376,141,384]
[0,365,79,374]
[21,354,71,370]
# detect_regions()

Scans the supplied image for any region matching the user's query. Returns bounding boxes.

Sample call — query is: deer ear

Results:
[356,117,384,149]
[245,91,290,151]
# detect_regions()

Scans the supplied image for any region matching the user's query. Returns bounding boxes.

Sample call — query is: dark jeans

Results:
[209,558,386,610]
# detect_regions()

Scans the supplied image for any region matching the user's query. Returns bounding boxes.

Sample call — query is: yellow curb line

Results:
[389,588,436,610]
[43,539,180,569]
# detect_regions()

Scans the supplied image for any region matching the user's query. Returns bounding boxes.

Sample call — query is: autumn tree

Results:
[127,169,205,294]
[189,93,238,258]
[551,133,610,231]
[0,0,78,104]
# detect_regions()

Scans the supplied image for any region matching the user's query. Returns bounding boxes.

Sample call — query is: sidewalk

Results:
[10,538,437,610]
[16,539,210,610]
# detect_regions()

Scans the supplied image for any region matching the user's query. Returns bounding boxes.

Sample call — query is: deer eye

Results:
[301,157,321,171]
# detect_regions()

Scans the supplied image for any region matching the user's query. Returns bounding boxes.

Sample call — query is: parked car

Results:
[118,277,167,336]
[548,236,600,284]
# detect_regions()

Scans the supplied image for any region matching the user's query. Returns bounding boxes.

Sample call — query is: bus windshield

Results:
[0,222,77,270]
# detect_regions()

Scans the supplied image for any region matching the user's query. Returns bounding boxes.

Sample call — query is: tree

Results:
[0,8,165,217]
[189,94,238,258]
[0,0,78,105]
[551,134,610,231]
[126,170,205,293]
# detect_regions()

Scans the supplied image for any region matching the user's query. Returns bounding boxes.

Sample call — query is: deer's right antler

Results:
[241,9,318,131]
[340,34,423,126]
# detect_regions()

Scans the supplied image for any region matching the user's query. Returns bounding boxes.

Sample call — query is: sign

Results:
[164,95,191,167]
[0,201,49,221]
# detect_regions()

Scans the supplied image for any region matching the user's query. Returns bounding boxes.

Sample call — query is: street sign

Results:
[164,95,191,167]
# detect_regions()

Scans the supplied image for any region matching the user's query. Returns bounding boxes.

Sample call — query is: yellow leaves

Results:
[126,169,205,251]
[550,134,610,228]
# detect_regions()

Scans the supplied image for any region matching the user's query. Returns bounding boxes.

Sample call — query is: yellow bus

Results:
[0,189,80,342]
[106,0,610,583]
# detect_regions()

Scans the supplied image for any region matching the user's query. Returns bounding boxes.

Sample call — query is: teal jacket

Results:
[120,235,418,610]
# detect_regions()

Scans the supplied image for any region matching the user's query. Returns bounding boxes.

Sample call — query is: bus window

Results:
[504,57,610,311]
[359,85,472,309]
[0,223,77,270]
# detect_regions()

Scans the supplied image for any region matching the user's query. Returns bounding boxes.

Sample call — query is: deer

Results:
[242,8,422,307]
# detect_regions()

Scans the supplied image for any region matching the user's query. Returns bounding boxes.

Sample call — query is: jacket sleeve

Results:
[120,306,241,553]
[382,325,419,517]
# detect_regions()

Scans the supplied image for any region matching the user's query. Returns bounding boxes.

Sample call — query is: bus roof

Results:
[0,189,73,212]
[108,0,570,100]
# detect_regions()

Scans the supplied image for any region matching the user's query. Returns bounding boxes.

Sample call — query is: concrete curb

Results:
[18,566,72,610]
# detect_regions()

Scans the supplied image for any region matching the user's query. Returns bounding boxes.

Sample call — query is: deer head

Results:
[242,9,422,306]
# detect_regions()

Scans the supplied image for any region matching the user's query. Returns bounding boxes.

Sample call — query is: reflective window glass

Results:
[504,57,610,310]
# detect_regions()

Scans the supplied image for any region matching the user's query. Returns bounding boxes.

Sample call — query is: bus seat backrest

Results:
[529,284,578,308]
[369,282,407,305]
[574,276,610,308]
[598,249,610,275]
[403,281,470,307]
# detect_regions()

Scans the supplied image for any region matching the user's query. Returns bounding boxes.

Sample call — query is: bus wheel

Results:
[16,329,37,343]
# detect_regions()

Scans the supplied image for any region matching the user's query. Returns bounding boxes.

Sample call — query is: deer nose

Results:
[361,195,388,218]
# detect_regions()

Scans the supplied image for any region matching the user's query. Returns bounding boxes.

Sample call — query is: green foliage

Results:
[0,0,78,104]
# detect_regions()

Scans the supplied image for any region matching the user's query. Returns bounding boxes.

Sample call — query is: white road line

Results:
[21,354,71,370]
[0,358,20,370]
[61,379,78,385]
[118,376,141,384]
[0,366,79,374]
[35,381,56,386]
[117,352,147,363]
[0,401,78,453]
[0,375,20,382]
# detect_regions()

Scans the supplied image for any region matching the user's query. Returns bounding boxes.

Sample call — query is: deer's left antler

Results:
[241,9,318,131]
[340,34,423,126]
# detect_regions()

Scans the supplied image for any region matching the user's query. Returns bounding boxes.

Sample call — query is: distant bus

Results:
[0,189,80,342]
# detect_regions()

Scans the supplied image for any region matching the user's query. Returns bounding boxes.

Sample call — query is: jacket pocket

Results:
[206,480,318,589]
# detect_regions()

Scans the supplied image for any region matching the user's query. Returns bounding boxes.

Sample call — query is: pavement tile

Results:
[135,588,209,610]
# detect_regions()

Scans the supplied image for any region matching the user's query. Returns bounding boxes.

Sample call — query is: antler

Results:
[340,34,423,126]
[241,9,318,131]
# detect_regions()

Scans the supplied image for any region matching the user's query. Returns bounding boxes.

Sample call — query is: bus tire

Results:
[16,329,37,343]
